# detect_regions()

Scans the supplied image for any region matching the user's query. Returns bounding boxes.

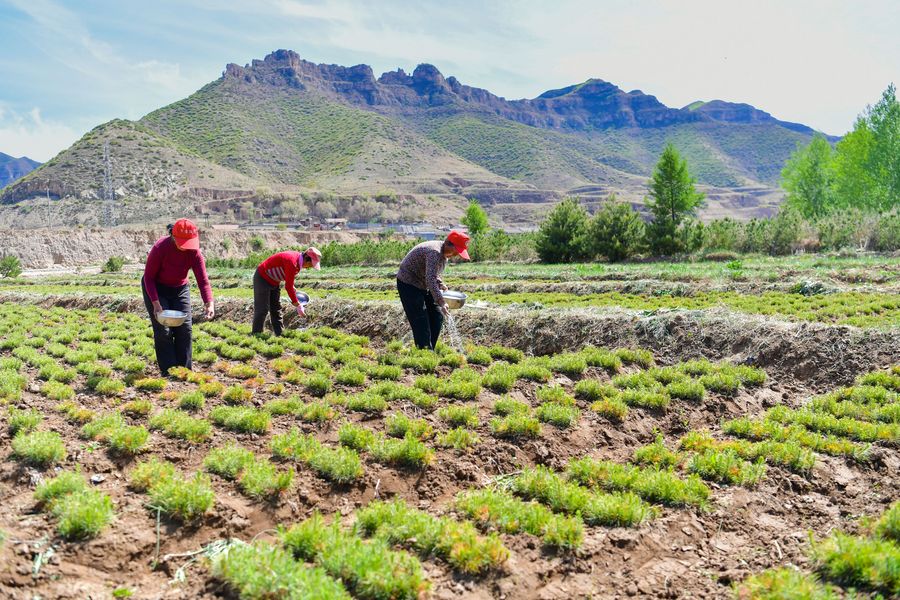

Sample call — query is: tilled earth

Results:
[1,335,898,600]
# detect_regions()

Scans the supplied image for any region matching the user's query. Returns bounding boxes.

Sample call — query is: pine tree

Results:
[461,199,489,237]
[535,198,589,263]
[645,144,705,255]
[587,196,645,262]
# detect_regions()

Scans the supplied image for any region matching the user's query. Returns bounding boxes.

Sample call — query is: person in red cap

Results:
[141,219,215,374]
[252,247,322,335]
[396,230,470,350]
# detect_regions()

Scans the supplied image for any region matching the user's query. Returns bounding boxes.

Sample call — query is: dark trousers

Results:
[397,279,443,350]
[141,276,192,375]
[252,270,283,335]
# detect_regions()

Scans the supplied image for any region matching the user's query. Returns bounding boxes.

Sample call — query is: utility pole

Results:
[102,141,115,227]
[45,179,52,228]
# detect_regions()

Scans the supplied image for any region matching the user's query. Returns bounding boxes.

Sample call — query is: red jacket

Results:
[257,251,304,304]
[143,236,213,304]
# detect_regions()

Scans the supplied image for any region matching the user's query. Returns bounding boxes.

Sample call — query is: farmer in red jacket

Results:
[141,219,215,374]
[252,247,322,335]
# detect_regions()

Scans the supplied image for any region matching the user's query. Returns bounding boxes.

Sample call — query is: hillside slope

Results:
[1,49,829,226]
[0,152,41,189]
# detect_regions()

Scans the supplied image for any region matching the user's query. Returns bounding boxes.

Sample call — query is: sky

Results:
[1,0,897,162]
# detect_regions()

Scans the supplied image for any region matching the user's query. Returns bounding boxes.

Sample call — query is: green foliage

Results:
[461,199,489,237]
[512,466,654,526]
[645,144,705,255]
[536,402,580,428]
[274,428,363,483]
[455,488,583,549]
[688,448,766,486]
[212,541,351,600]
[490,414,541,439]
[437,405,479,428]
[782,134,836,218]
[149,409,212,442]
[0,255,22,278]
[101,256,126,273]
[734,568,839,600]
[535,198,590,263]
[52,490,115,540]
[586,196,646,261]
[178,391,206,411]
[12,430,67,467]
[35,470,88,505]
[633,435,682,468]
[385,413,433,440]
[7,407,43,435]
[436,427,480,452]
[370,433,434,468]
[210,406,270,434]
[812,531,900,595]
[565,457,709,507]
[355,499,508,574]
[148,473,216,522]
[280,513,429,600]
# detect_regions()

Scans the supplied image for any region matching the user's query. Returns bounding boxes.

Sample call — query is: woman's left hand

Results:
[205,302,215,320]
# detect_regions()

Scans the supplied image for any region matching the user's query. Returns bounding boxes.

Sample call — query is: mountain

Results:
[1,49,830,227]
[0,153,41,189]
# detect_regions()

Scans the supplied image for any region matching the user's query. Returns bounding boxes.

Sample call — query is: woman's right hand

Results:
[152,301,163,319]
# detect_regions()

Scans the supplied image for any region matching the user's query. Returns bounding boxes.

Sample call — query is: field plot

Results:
[0,294,898,599]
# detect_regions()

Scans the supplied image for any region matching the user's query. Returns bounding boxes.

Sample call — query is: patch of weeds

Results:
[482,363,516,393]
[687,448,766,486]
[566,457,709,507]
[436,427,480,452]
[536,403,580,428]
[699,372,742,396]
[455,488,583,549]
[811,531,900,595]
[385,413,433,440]
[355,499,508,574]
[733,568,839,600]
[536,385,576,406]
[614,347,655,368]
[574,379,618,401]
[493,397,530,416]
[580,346,622,372]
[223,385,253,405]
[7,407,43,435]
[52,490,115,540]
[666,380,706,402]
[210,406,270,434]
[280,513,428,600]
[548,353,587,377]
[337,423,378,451]
[437,405,479,428]
[335,367,366,386]
[238,459,294,499]
[370,433,434,468]
[211,541,351,600]
[512,466,654,526]
[198,380,225,398]
[490,414,541,439]
[12,430,67,467]
[134,377,167,392]
[204,444,255,479]
[272,429,363,483]
[178,391,206,411]
[633,435,682,468]
[147,472,215,522]
[303,373,333,398]
[149,409,212,442]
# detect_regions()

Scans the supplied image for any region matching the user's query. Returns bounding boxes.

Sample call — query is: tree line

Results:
[532,84,900,262]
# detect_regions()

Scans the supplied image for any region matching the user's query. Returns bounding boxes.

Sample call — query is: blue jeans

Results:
[397,279,443,350]
[141,276,192,374]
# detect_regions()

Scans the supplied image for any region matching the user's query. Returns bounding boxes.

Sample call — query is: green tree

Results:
[586,196,645,262]
[534,198,589,263]
[461,199,489,237]
[781,134,835,218]
[0,255,21,278]
[645,144,705,255]
[832,84,900,212]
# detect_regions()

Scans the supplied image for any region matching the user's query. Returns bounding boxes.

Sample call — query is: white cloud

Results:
[0,105,82,162]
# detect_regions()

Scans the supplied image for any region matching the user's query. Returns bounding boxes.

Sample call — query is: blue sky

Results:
[1,0,898,161]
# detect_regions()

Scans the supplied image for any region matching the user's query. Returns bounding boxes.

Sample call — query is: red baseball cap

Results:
[172,218,200,250]
[446,230,470,260]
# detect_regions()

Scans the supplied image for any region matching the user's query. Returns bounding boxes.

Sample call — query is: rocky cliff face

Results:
[0,153,41,189]
[223,50,817,133]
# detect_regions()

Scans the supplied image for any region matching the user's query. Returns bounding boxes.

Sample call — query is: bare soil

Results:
[0,297,897,599]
